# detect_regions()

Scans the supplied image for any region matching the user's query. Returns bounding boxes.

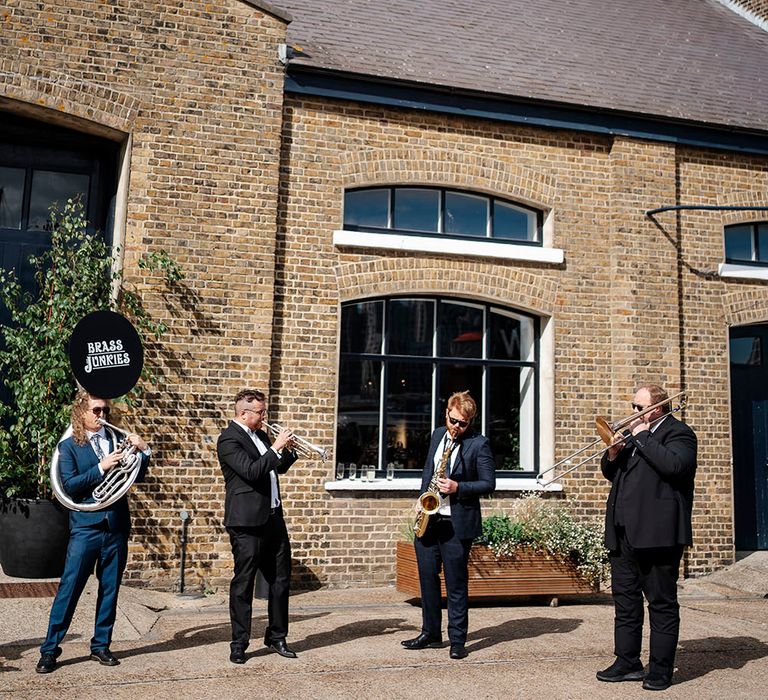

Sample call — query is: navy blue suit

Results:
[601,415,697,680]
[414,426,495,644]
[40,433,149,655]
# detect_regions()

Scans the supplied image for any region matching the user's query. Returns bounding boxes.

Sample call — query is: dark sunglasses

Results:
[631,403,649,412]
[448,415,469,428]
[91,406,110,416]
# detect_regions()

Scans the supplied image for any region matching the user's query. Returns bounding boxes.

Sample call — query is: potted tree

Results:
[0,198,180,578]
[397,492,609,604]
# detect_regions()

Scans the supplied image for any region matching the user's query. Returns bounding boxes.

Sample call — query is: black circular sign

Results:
[69,311,144,399]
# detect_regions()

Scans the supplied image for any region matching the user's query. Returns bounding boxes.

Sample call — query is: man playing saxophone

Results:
[36,390,150,673]
[401,390,495,660]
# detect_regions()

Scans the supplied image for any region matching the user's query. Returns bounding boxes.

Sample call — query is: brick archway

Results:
[335,257,558,315]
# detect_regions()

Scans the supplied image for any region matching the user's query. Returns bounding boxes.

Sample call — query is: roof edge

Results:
[237,0,292,24]
[714,0,768,32]
[286,66,768,156]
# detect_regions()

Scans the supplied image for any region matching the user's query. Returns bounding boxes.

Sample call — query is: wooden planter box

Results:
[396,540,597,602]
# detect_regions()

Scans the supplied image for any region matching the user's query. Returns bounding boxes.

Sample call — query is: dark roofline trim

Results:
[238,0,292,24]
[285,68,768,156]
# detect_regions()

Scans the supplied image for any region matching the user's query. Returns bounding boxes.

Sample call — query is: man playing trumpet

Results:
[597,384,697,691]
[217,389,299,663]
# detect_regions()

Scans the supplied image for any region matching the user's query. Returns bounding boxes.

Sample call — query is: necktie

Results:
[91,434,105,460]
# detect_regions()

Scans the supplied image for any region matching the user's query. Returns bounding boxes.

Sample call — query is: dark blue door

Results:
[730,324,768,550]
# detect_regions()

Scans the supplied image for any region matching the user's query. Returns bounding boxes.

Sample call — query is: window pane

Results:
[393,188,439,232]
[445,191,487,237]
[340,301,383,354]
[493,200,536,241]
[725,224,754,261]
[489,309,535,361]
[388,299,434,356]
[337,358,381,464]
[759,223,768,263]
[386,360,433,470]
[29,170,90,231]
[730,337,762,366]
[0,166,25,230]
[439,301,483,358]
[344,189,389,228]
[488,366,535,471]
[438,363,483,429]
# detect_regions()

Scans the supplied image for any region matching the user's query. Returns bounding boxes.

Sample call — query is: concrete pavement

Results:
[1,555,768,699]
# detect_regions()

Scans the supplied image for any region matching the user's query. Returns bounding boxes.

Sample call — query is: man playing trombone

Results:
[596,384,697,691]
[217,389,299,663]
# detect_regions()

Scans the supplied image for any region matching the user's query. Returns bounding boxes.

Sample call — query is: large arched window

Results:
[336,297,539,478]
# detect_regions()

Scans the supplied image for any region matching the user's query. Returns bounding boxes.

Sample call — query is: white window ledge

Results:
[333,230,564,264]
[718,263,768,281]
[324,478,562,492]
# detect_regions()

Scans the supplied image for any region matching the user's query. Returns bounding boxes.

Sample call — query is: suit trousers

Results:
[41,522,128,654]
[610,528,684,677]
[227,509,291,652]
[414,516,472,645]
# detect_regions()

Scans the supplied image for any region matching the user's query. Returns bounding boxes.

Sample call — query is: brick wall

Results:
[274,95,768,581]
[2,2,767,590]
[1,0,289,588]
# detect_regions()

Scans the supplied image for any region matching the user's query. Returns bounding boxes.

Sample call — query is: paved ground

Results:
[1,554,768,699]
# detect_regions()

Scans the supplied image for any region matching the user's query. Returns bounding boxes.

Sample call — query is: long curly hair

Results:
[71,389,111,446]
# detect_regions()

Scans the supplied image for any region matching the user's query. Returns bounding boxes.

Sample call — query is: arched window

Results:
[344,187,542,243]
[336,297,539,478]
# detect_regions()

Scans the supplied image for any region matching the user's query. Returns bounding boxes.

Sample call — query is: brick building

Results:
[1,0,767,590]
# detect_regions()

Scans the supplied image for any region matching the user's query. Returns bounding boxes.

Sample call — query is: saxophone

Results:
[413,438,456,538]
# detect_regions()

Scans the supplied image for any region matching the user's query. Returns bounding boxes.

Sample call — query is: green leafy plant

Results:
[0,198,182,499]
[480,492,609,587]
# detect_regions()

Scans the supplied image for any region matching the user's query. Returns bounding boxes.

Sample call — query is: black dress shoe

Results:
[35,653,57,674]
[642,672,671,691]
[266,639,298,658]
[401,633,443,649]
[90,649,120,666]
[229,648,246,664]
[596,660,644,682]
[449,644,468,659]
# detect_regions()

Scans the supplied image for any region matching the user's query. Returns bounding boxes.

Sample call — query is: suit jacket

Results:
[420,426,496,540]
[601,414,697,550]
[217,420,298,528]
[58,433,150,533]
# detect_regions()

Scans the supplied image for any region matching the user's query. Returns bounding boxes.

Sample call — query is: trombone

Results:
[263,421,328,461]
[536,391,688,487]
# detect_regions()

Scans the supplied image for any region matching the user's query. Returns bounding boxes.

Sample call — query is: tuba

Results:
[50,418,144,512]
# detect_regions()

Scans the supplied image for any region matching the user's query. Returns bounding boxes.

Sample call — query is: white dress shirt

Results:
[433,433,460,516]
[235,421,281,509]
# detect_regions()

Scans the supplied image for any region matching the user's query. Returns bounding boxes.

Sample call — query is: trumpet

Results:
[264,421,328,461]
[536,391,688,486]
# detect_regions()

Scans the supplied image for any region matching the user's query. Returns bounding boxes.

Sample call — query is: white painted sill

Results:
[333,230,564,264]
[324,477,563,493]
[718,263,768,281]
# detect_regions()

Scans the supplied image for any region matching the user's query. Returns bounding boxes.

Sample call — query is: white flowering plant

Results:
[480,492,609,587]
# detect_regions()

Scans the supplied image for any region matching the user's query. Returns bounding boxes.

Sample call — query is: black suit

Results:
[601,414,697,679]
[414,427,495,645]
[217,420,298,653]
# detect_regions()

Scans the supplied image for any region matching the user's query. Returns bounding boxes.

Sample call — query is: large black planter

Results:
[0,498,70,578]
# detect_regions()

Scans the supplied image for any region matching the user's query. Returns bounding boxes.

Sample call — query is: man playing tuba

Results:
[36,390,150,674]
